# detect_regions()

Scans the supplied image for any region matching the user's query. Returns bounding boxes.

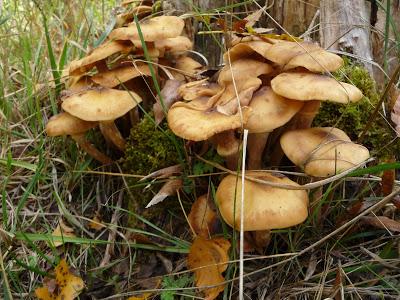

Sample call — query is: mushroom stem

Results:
[99,121,126,151]
[71,134,113,164]
[247,132,269,170]
[269,100,321,166]
[214,130,241,170]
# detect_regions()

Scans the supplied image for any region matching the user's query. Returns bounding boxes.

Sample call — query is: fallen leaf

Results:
[153,79,182,125]
[145,178,182,208]
[304,252,318,281]
[244,6,265,27]
[139,164,181,182]
[35,259,85,300]
[187,236,230,300]
[361,216,400,232]
[188,194,218,237]
[381,166,395,196]
[51,219,76,247]
[88,215,105,231]
[128,293,152,300]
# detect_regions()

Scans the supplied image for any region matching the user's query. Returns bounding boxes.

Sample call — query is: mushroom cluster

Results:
[46,2,201,164]
[167,34,371,231]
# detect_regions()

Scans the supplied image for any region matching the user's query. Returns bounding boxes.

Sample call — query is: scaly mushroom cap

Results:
[92,63,151,88]
[69,40,133,76]
[245,87,304,133]
[271,72,363,103]
[283,49,343,72]
[216,171,309,231]
[109,16,184,42]
[223,41,272,62]
[167,100,252,141]
[45,112,97,136]
[280,127,370,177]
[62,88,142,121]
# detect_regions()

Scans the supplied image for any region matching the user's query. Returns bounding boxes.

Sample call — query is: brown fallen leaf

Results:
[381,166,395,196]
[139,164,181,182]
[128,293,152,300]
[35,259,85,300]
[187,236,231,300]
[88,215,105,231]
[51,219,76,247]
[188,194,218,238]
[361,216,400,232]
[145,178,183,208]
[153,79,182,125]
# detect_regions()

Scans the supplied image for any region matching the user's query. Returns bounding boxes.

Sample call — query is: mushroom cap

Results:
[283,49,344,72]
[167,101,252,141]
[154,36,193,53]
[218,59,273,83]
[179,79,221,101]
[280,127,370,177]
[109,16,185,42]
[271,72,363,103]
[214,130,240,157]
[244,86,304,133]
[223,41,272,62]
[264,40,321,65]
[62,88,142,121]
[216,171,309,231]
[69,41,133,76]
[45,112,97,136]
[92,63,151,88]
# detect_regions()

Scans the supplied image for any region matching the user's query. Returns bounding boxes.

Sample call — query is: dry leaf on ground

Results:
[361,216,400,232]
[146,178,182,208]
[35,259,85,300]
[51,219,76,247]
[187,236,231,300]
[188,194,218,237]
[88,215,105,231]
[127,293,152,300]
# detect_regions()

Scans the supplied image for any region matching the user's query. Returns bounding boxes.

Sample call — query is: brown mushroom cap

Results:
[61,88,142,121]
[69,41,133,76]
[45,112,97,136]
[283,49,344,72]
[271,72,363,103]
[167,101,252,141]
[223,41,272,62]
[218,59,273,83]
[109,16,185,42]
[91,63,151,88]
[216,171,309,231]
[280,127,370,177]
[245,86,304,133]
[179,79,222,101]
[154,36,193,54]
[264,40,321,65]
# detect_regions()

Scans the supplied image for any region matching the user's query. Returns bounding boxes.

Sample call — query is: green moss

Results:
[313,58,400,160]
[121,116,180,214]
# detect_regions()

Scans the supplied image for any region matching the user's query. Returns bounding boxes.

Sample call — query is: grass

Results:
[1,0,400,299]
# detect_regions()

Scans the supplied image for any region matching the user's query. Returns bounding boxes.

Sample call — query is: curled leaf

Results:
[361,216,400,232]
[35,259,85,300]
[188,194,218,238]
[187,236,230,300]
[145,178,182,208]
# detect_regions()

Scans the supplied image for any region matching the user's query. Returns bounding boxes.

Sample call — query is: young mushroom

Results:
[280,127,370,177]
[45,112,112,164]
[62,87,143,151]
[216,171,309,231]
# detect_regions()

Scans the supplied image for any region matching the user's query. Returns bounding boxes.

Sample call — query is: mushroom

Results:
[45,112,112,164]
[213,130,241,170]
[61,87,142,151]
[223,40,272,62]
[69,40,133,76]
[280,127,370,177]
[244,87,303,169]
[216,171,309,231]
[109,16,185,42]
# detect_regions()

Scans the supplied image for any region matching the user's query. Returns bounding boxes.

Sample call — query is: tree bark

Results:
[320,0,374,74]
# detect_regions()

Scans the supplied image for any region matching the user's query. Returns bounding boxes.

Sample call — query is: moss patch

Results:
[313,58,400,161]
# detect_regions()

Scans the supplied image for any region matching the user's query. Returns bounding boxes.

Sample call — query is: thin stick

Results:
[239,129,249,300]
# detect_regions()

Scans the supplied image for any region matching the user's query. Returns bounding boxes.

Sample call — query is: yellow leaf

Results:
[188,194,218,238]
[128,292,152,300]
[88,215,105,231]
[187,236,231,300]
[51,219,76,247]
[35,259,85,300]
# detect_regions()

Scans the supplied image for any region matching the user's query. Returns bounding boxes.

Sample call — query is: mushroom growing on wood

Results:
[216,171,309,231]
[62,87,142,151]
[280,127,370,177]
[45,112,112,164]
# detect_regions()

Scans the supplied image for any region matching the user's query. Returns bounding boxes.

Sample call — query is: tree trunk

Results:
[320,0,374,74]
